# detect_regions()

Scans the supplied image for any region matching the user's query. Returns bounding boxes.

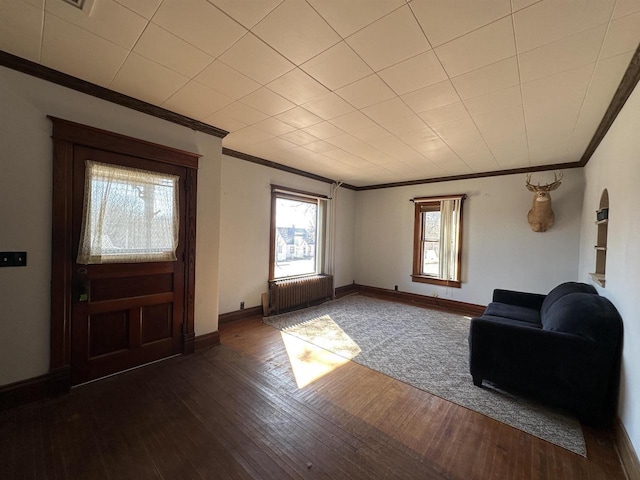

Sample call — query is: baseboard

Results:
[0,367,71,411]
[614,417,640,480]
[218,305,263,324]
[183,331,196,355]
[356,284,486,317]
[335,283,359,298]
[195,331,221,351]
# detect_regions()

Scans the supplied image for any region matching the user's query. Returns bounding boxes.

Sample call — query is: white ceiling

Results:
[1,0,639,187]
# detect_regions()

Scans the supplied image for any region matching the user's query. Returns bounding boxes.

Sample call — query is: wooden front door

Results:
[50,118,199,386]
[70,147,186,384]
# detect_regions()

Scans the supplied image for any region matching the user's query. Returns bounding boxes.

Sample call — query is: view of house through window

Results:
[412,195,464,287]
[273,196,318,278]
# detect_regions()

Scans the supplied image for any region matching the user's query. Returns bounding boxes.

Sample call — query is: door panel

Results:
[70,146,186,384]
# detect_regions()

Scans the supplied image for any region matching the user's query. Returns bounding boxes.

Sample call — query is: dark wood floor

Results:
[0,313,627,479]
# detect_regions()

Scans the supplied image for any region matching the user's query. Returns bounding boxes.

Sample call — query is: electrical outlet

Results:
[394,285,398,291]
[240,301,245,310]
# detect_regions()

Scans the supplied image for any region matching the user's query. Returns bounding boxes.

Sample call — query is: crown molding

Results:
[3,45,639,190]
[0,50,228,139]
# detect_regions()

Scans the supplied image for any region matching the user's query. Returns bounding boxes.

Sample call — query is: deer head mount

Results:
[526,171,563,232]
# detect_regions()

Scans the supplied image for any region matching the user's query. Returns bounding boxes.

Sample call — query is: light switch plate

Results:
[0,252,27,267]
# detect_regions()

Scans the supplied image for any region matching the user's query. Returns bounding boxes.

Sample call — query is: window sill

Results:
[411,275,461,288]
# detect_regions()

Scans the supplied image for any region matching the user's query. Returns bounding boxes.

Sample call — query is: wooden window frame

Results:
[268,185,328,282]
[411,194,465,288]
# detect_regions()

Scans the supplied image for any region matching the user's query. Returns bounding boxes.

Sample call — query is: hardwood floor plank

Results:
[0,309,628,480]
[223,316,627,480]
[178,352,426,480]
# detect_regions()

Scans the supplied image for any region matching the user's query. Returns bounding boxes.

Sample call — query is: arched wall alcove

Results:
[591,189,609,287]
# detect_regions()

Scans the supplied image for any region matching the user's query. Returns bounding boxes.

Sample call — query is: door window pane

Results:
[77,161,179,264]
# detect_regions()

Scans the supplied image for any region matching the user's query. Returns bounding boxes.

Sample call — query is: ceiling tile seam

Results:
[218,32,295,88]
[395,18,487,172]
[508,5,532,167]
[510,0,544,14]
[262,68,328,105]
[368,108,454,169]
[38,1,46,64]
[144,3,255,87]
[302,0,350,41]
[384,10,482,169]
[237,85,294,116]
[563,4,619,158]
[161,75,245,121]
[135,23,218,78]
[325,66,431,149]
[209,0,282,31]
[314,141,381,170]
[107,19,156,89]
[113,0,162,21]
[513,15,617,56]
[39,10,139,88]
[446,54,518,92]
[297,42,372,93]
[515,23,615,86]
[43,3,147,51]
[307,1,408,42]
[297,2,436,86]
[404,2,436,48]
[411,6,513,50]
[248,2,342,68]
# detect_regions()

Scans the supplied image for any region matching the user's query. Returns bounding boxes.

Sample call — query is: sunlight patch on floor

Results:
[280,315,361,389]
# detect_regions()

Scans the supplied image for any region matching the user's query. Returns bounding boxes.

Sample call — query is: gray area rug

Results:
[264,294,586,456]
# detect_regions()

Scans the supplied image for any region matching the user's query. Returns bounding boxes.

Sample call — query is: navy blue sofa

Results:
[469,282,623,425]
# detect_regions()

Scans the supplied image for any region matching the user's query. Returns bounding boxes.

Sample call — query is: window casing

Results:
[412,195,464,288]
[269,186,328,280]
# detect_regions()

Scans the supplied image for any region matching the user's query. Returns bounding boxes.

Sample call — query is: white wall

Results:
[354,170,585,305]
[0,66,222,386]
[217,155,355,314]
[578,82,640,457]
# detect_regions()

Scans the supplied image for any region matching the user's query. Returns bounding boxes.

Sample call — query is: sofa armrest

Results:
[492,289,546,310]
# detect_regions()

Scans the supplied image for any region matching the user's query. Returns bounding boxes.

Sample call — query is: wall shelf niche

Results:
[590,189,609,287]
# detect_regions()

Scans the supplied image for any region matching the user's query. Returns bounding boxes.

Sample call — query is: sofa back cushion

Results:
[540,282,597,318]
[541,293,622,344]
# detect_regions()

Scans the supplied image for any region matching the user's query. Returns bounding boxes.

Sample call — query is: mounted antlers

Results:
[525,171,563,232]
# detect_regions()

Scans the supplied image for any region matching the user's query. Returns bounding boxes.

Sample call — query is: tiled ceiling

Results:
[1,0,639,187]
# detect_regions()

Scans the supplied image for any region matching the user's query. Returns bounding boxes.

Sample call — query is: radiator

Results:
[269,275,334,314]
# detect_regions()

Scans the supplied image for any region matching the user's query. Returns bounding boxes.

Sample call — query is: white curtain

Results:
[439,198,461,281]
[77,161,179,264]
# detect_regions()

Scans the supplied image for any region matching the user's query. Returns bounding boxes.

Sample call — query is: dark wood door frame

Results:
[49,117,200,385]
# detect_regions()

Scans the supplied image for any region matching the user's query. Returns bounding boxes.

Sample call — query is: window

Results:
[269,186,328,280]
[412,194,465,287]
[77,161,179,264]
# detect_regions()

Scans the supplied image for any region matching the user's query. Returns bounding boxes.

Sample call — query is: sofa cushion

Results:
[541,293,622,343]
[484,302,541,325]
[540,282,598,318]
[477,315,542,329]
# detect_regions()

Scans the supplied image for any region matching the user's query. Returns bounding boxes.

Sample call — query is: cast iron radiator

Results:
[269,274,334,314]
